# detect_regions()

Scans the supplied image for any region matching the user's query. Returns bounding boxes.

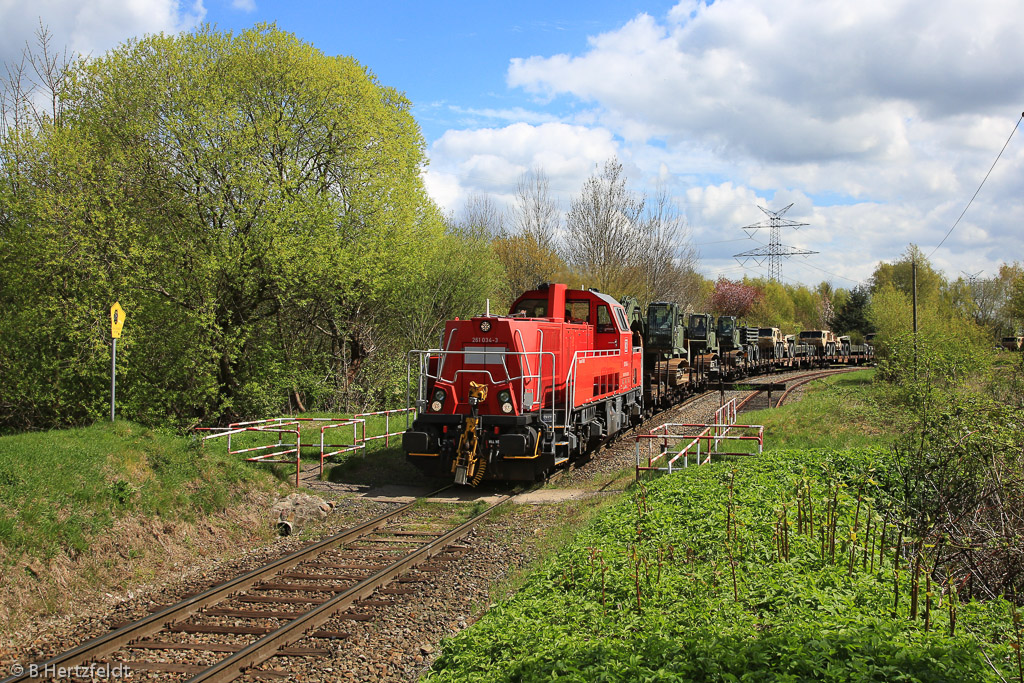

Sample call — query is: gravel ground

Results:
[2,367,853,682]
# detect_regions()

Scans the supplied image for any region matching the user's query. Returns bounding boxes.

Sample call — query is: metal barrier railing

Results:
[635,400,763,479]
[353,408,417,447]
[196,412,410,485]
[319,419,365,475]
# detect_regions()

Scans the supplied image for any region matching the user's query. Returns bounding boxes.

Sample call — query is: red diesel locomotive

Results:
[402,283,644,484]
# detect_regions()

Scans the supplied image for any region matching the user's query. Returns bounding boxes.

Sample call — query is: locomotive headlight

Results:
[479,320,492,333]
[497,390,513,414]
[501,402,514,414]
[430,388,446,412]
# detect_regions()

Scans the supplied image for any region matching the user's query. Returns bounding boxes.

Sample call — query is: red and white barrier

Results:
[636,398,763,478]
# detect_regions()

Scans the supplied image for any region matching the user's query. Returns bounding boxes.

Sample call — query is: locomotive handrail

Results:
[514,328,532,389]
[406,348,557,437]
[562,346,635,431]
[435,328,459,381]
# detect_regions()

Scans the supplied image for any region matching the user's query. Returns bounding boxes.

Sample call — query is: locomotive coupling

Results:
[453,382,489,486]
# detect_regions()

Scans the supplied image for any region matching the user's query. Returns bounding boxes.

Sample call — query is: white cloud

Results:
[0,0,204,68]
[508,1,1024,165]
[445,105,561,127]
[231,0,256,11]
[488,0,1024,283]
[426,122,621,214]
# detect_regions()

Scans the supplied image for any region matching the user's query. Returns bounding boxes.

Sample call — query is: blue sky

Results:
[195,1,679,141]
[2,0,1023,289]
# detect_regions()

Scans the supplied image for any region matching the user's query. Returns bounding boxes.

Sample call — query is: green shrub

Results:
[427,449,1017,682]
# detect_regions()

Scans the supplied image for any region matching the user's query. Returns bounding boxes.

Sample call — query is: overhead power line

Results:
[929,112,1023,258]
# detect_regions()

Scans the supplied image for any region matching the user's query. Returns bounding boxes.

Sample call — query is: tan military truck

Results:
[1002,336,1024,351]
[758,327,785,359]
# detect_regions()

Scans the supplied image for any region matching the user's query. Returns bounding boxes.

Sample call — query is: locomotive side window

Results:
[565,300,590,323]
[514,299,547,317]
[614,308,629,332]
[596,305,614,333]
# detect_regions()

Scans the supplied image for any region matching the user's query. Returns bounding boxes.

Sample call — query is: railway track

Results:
[3,489,509,683]
[737,366,865,411]
[5,366,868,682]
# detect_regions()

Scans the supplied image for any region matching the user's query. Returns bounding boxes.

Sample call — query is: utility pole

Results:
[912,260,918,335]
[912,259,918,378]
[734,204,817,282]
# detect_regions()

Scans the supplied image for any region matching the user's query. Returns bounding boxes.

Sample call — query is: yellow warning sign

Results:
[110,302,126,339]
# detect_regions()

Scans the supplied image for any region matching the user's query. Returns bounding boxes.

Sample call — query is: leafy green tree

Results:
[789,285,819,329]
[833,285,872,338]
[870,244,948,308]
[1010,274,1024,332]
[748,279,796,332]
[1,24,469,429]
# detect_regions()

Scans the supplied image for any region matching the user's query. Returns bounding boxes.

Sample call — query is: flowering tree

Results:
[710,278,762,317]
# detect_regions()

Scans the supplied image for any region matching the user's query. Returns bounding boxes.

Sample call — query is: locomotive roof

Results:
[509,283,626,321]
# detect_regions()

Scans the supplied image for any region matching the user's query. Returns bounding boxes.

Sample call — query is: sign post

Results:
[110,302,126,422]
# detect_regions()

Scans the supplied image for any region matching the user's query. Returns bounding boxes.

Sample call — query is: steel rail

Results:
[187,494,512,682]
[774,367,862,407]
[735,367,863,412]
[1,486,453,683]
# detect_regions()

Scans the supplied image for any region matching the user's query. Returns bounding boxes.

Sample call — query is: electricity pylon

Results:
[734,203,817,282]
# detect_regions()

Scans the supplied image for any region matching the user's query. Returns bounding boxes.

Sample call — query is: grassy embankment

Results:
[425,369,1023,682]
[0,421,293,632]
[0,413,411,635]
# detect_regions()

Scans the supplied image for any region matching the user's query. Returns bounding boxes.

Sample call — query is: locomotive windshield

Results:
[688,314,708,339]
[513,299,547,317]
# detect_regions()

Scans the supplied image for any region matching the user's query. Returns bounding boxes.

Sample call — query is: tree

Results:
[748,279,797,331]
[1009,274,1024,332]
[635,185,702,310]
[460,192,505,235]
[870,245,948,308]
[833,285,872,337]
[489,170,568,306]
[1,24,457,429]
[789,285,819,329]
[710,278,761,318]
[951,263,1024,337]
[510,168,560,252]
[564,158,646,298]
